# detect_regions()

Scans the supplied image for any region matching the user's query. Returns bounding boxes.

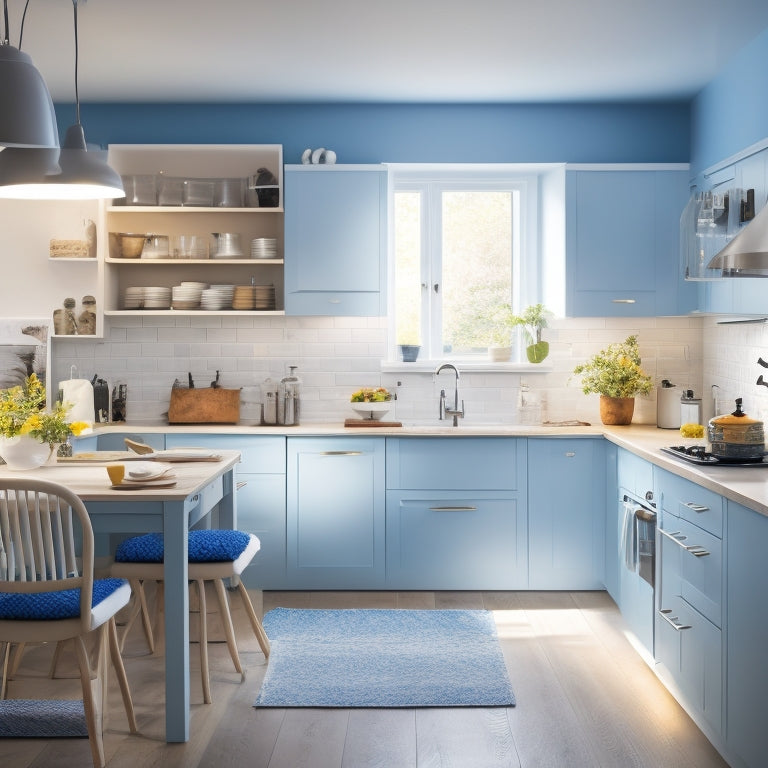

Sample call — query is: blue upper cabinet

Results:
[284,165,387,316]
[565,167,695,317]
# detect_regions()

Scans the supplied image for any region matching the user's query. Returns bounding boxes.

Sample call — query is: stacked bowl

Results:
[250,238,277,259]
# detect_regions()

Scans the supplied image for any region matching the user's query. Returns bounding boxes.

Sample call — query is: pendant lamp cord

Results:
[72,0,80,125]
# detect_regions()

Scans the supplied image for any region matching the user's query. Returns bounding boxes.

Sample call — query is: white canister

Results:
[58,378,94,425]
[656,380,680,429]
[680,390,702,425]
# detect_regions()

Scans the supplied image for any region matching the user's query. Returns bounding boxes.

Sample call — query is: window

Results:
[390,166,540,362]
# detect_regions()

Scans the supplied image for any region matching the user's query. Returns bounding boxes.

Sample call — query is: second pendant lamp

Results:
[0,0,125,200]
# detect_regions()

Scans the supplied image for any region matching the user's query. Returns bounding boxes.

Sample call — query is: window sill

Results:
[381,360,554,374]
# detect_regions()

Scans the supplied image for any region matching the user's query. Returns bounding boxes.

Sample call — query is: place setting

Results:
[106,461,177,489]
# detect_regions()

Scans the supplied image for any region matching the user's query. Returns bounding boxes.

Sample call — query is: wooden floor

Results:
[0,589,730,768]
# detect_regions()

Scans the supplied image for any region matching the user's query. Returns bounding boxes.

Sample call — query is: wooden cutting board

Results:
[344,419,403,428]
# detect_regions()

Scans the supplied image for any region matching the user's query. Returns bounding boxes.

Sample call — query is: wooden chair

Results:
[111,529,270,704]
[0,477,137,768]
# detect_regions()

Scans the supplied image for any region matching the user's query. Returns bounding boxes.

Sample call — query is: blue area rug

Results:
[254,608,516,708]
[0,699,88,738]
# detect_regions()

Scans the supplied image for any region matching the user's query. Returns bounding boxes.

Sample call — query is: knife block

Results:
[168,387,241,424]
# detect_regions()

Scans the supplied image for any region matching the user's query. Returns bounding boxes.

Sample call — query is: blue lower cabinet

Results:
[726,501,768,768]
[528,439,606,589]
[286,437,386,588]
[385,491,527,590]
[165,434,287,589]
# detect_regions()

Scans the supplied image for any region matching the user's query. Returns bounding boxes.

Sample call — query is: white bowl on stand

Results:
[350,402,391,421]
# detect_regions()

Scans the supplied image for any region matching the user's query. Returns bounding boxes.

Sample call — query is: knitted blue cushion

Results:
[0,578,127,620]
[115,529,250,564]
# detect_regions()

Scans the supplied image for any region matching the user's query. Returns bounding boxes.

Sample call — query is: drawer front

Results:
[657,469,723,537]
[386,437,521,490]
[655,594,723,735]
[165,434,286,474]
[385,490,527,589]
[659,513,723,627]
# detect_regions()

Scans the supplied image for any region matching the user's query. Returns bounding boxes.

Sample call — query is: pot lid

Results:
[711,397,762,426]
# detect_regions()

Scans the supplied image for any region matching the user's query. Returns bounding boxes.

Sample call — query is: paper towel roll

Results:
[59,379,94,424]
[657,384,681,429]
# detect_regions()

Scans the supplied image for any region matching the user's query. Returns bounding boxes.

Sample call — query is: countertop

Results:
[86,421,768,518]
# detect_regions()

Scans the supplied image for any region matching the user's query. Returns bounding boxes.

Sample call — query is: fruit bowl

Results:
[350,402,391,421]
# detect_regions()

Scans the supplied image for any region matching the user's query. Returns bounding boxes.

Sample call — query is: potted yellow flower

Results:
[572,335,652,425]
[0,373,89,469]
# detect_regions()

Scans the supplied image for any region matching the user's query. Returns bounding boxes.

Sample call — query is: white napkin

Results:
[58,379,94,424]
[127,462,162,479]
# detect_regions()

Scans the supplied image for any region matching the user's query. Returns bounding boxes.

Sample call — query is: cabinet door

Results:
[726,501,768,768]
[528,439,605,589]
[565,169,694,317]
[385,490,527,589]
[284,166,386,316]
[286,437,385,588]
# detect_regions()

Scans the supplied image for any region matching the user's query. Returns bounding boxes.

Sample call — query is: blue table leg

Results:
[163,500,190,742]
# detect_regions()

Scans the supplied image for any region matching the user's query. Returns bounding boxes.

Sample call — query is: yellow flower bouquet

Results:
[572,335,653,398]
[0,373,89,450]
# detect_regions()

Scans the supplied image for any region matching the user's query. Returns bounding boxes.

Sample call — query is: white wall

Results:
[51,314,705,427]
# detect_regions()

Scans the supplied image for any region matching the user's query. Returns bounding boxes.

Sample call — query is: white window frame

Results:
[387,164,542,365]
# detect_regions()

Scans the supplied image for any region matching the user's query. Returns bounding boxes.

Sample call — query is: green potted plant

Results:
[571,335,653,425]
[397,335,421,362]
[509,303,552,363]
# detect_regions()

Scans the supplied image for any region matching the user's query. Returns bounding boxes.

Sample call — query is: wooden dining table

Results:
[0,449,241,743]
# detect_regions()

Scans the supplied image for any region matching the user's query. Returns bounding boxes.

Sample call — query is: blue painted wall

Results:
[691,26,768,176]
[54,101,690,165]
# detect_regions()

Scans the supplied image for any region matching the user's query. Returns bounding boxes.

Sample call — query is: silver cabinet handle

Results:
[659,609,692,631]
[611,299,636,304]
[565,451,575,457]
[320,451,363,456]
[684,502,710,513]
[428,506,478,512]
[658,527,710,557]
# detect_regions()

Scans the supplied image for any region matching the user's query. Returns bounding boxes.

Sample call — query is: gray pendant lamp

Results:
[0,0,125,200]
[0,0,59,148]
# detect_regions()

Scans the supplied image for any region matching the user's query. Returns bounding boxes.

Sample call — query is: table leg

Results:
[163,500,190,742]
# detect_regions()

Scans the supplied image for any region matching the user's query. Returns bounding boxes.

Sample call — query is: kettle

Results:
[707,398,765,461]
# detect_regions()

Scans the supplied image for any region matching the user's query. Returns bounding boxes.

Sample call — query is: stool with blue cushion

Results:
[112,529,270,704]
[0,478,137,768]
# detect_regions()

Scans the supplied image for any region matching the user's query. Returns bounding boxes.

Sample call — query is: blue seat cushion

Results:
[0,578,127,621]
[115,529,251,564]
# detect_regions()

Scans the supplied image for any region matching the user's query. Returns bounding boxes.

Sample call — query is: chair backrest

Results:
[0,477,94,627]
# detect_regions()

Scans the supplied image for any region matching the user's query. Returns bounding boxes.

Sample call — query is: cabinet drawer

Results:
[655,594,723,735]
[386,437,521,490]
[165,434,286,474]
[659,513,723,627]
[385,490,527,589]
[657,469,723,537]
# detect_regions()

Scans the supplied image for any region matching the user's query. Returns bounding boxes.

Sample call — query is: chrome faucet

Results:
[435,363,465,426]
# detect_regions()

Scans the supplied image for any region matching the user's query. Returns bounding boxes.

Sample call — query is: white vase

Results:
[0,435,51,470]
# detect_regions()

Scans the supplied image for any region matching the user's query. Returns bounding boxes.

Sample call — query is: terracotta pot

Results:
[599,395,635,426]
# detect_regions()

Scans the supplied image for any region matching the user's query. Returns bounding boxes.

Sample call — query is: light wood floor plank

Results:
[0,590,731,768]
[341,709,417,768]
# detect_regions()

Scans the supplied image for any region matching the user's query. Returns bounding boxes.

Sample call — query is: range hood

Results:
[707,200,768,276]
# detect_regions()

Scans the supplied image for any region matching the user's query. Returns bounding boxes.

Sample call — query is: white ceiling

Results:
[10,0,768,103]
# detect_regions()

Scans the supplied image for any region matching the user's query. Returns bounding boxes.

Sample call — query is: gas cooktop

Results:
[661,445,768,467]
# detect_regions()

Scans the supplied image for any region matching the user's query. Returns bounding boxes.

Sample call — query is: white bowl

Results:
[351,402,391,421]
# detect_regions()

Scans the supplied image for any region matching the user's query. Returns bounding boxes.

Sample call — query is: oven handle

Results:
[658,526,711,557]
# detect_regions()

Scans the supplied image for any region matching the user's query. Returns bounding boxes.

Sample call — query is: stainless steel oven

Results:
[619,491,657,656]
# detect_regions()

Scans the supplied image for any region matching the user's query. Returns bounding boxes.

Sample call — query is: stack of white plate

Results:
[250,238,277,259]
[124,286,144,309]
[143,286,172,309]
[200,286,234,310]
[171,284,203,309]
[210,284,235,307]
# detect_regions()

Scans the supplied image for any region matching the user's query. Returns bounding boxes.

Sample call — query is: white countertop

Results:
[88,421,768,518]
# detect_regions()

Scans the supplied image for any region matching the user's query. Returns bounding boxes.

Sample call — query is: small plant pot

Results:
[488,346,512,362]
[399,345,421,362]
[599,395,635,425]
[526,341,549,363]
